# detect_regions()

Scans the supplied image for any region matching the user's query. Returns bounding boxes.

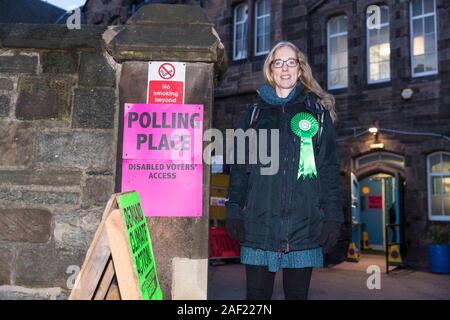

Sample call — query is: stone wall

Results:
[0,24,118,299]
[105,3,224,299]
[0,3,225,299]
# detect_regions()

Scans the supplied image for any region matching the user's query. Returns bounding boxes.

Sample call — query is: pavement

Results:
[208,254,450,300]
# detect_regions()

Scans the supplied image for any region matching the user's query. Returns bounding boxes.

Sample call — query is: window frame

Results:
[327,15,349,90]
[366,4,391,84]
[233,3,249,61]
[427,152,450,222]
[409,0,439,78]
[254,0,271,56]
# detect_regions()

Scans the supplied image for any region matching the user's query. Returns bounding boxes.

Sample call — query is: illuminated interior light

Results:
[414,36,425,55]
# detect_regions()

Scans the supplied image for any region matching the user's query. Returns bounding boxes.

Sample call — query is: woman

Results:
[225,41,344,300]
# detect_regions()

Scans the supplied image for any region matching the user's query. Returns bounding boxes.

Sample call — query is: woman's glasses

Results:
[271,58,299,68]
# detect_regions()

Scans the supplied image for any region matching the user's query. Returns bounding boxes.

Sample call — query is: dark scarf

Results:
[258,81,304,106]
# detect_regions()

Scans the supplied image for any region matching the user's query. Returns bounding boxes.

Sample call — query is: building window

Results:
[355,152,405,169]
[254,0,270,56]
[367,5,390,83]
[410,0,438,77]
[327,15,348,89]
[427,152,450,221]
[233,3,248,60]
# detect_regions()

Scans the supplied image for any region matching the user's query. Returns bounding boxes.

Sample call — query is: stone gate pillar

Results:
[106,4,226,299]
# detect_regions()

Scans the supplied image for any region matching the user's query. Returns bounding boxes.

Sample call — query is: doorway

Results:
[358,173,395,251]
[350,152,406,265]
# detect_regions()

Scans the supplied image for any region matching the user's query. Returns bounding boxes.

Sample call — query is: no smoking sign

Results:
[148,61,186,104]
[158,63,176,80]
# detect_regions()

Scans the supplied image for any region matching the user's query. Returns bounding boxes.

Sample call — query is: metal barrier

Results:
[209,227,241,260]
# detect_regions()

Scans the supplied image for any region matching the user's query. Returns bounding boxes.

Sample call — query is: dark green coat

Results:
[226,88,344,253]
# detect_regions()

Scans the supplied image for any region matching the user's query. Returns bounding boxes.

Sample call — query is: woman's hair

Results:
[263,41,338,122]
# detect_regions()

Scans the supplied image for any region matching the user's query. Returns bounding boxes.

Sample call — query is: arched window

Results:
[355,152,405,169]
[427,152,450,221]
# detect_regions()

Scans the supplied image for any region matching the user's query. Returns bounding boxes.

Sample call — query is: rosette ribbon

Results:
[290,112,319,179]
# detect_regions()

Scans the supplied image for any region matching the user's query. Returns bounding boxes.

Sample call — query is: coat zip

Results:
[285,137,297,254]
[280,102,292,253]
[284,126,297,253]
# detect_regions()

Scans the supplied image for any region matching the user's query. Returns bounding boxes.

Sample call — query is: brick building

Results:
[83,0,201,24]
[204,0,450,269]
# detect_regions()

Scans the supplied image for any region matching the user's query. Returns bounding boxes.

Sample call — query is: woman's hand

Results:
[319,220,342,255]
[225,202,245,242]
[226,218,245,243]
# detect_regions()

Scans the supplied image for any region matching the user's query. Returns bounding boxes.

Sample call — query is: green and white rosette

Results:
[290,112,319,180]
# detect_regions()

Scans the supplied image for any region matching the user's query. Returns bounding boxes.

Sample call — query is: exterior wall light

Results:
[370,143,384,149]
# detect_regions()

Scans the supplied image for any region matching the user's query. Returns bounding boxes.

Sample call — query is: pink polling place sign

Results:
[121,103,203,217]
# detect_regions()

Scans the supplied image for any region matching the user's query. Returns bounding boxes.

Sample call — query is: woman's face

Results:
[270,46,301,92]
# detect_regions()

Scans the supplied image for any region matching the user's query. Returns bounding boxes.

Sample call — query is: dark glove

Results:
[225,202,245,242]
[319,220,342,255]
[226,218,245,242]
